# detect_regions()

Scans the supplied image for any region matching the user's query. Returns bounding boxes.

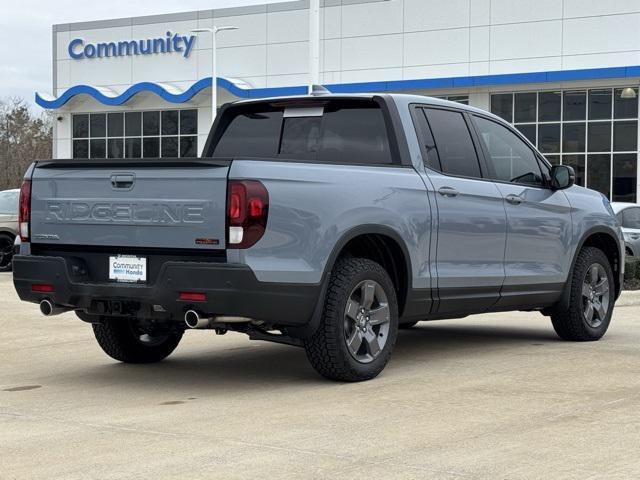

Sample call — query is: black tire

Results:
[304,257,399,382]
[399,321,419,329]
[92,317,183,364]
[0,233,15,272]
[551,247,615,341]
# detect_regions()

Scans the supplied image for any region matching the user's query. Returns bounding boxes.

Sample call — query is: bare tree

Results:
[0,98,53,190]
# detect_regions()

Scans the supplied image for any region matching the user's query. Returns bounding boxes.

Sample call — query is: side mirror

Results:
[550,165,575,190]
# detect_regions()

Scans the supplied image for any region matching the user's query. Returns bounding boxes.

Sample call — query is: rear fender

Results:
[286,225,413,339]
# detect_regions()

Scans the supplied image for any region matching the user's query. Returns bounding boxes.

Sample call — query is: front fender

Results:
[553,224,624,313]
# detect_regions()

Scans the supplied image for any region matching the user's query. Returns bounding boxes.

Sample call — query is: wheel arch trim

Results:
[321,224,414,292]
[287,224,415,339]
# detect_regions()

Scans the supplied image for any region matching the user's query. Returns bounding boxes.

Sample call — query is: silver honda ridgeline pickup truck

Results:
[13,94,624,382]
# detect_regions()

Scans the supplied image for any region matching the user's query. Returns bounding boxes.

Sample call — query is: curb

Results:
[617,289,640,307]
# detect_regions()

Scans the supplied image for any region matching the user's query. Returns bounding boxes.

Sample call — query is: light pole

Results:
[191,26,238,125]
[308,0,320,93]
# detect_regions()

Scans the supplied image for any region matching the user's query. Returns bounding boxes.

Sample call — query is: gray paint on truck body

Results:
[30,165,228,250]
[229,160,432,287]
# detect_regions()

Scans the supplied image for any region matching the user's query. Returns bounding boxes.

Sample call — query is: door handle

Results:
[630,234,640,240]
[438,186,459,198]
[111,174,135,190]
[505,194,523,205]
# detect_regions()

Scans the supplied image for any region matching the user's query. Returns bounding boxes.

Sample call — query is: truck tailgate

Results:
[30,159,230,250]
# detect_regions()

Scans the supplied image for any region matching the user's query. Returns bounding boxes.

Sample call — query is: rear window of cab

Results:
[210,100,392,165]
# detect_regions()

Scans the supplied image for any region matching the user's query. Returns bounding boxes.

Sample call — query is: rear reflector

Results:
[32,284,54,293]
[179,292,206,302]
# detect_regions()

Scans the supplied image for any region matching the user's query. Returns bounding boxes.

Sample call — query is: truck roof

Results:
[230,92,503,123]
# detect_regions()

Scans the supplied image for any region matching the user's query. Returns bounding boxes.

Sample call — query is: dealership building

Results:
[40,0,640,201]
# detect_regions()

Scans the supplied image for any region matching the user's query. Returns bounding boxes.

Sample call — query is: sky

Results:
[0,0,285,109]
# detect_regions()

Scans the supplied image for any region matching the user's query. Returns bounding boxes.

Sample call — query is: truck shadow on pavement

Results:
[392,322,558,366]
[68,321,560,390]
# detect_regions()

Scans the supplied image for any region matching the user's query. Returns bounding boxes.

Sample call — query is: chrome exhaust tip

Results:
[184,310,212,329]
[40,299,67,317]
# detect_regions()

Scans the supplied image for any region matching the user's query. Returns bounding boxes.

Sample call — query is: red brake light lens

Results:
[228,186,243,222]
[226,180,269,249]
[249,198,265,217]
[19,179,32,241]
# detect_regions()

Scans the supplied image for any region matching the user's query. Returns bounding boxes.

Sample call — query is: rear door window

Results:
[412,107,442,171]
[423,108,482,178]
[212,101,392,164]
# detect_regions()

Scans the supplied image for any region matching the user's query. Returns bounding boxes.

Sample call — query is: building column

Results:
[53,113,72,159]
[197,106,213,156]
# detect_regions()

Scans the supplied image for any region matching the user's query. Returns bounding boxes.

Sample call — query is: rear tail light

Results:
[226,180,269,249]
[19,179,32,242]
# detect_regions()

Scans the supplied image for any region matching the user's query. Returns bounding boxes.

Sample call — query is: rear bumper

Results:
[12,255,320,327]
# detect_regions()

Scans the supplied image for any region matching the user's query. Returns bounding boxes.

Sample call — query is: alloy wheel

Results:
[343,280,391,364]
[581,263,610,329]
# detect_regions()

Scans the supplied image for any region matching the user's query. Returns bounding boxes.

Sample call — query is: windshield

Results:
[0,191,18,215]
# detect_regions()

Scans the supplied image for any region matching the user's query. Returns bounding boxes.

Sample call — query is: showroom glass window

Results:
[435,95,469,105]
[72,109,198,159]
[490,88,639,202]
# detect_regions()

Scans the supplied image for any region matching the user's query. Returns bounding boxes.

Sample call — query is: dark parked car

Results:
[0,189,19,272]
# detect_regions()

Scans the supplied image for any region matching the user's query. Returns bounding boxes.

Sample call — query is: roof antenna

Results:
[309,84,331,96]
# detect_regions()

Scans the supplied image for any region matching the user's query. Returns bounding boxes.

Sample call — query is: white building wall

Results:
[51,0,640,158]
[53,0,640,96]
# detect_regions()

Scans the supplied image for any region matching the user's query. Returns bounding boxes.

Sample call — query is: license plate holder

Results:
[109,255,147,283]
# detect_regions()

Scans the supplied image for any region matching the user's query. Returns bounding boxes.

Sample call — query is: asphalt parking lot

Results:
[1,271,639,480]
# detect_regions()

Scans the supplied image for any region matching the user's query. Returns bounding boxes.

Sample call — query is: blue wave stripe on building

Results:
[36,65,640,109]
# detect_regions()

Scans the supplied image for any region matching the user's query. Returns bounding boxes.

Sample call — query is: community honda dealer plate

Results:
[109,255,147,283]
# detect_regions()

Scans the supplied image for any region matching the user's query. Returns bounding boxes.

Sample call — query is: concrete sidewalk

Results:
[617,289,640,306]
